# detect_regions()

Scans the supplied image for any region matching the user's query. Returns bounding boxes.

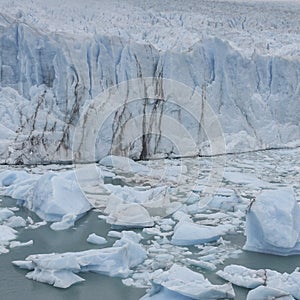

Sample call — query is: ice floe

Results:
[217,264,300,299]
[106,203,154,229]
[171,221,225,246]
[0,170,92,222]
[10,240,33,249]
[244,188,300,255]
[246,286,295,300]
[13,233,147,288]
[140,264,235,299]
[5,215,26,228]
[50,214,77,231]
[105,184,178,218]
[86,233,107,245]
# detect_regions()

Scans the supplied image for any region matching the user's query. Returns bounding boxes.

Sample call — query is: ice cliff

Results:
[0,0,299,164]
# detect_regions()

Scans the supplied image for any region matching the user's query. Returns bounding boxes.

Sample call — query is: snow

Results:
[86,233,107,245]
[12,233,147,288]
[141,264,235,299]
[244,188,300,255]
[217,264,300,300]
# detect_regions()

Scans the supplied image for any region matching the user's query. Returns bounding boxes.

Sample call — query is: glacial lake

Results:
[2,199,300,299]
[0,198,146,300]
[0,148,300,299]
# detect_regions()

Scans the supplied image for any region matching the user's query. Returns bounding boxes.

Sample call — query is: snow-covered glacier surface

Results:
[0,0,299,163]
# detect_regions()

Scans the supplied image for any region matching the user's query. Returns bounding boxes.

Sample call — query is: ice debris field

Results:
[0,148,299,299]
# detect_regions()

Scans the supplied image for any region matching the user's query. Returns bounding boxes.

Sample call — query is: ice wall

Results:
[0,14,299,164]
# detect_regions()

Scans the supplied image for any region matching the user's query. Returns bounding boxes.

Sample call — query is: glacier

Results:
[0,0,299,164]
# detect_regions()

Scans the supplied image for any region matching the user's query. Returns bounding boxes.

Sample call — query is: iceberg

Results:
[105,184,175,217]
[0,224,17,242]
[86,233,107,245]
[171,221,224,246]
[244,188,300,255]
[217,264,300,299]
[10,240,33,249]
[50,214,76,231]
[0,207,15,221]
[246,286,294,300]
[217,265,266,289]
[141,264,235,299]
[0,224,17,253]
[5,215,26,228]
[106,203,154,229]
[0,170,92,222]
[12,233,147,288]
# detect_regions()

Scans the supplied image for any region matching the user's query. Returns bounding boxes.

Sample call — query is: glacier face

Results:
[0,1,299,164]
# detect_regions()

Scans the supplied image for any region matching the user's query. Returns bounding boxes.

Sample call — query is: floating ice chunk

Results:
[244,188,300,255]
[246,286,294,300]
[100,155,150,174]
[105,185,173,217]
[13,235,147,288]
[5,216,26,228]
[184,258,216,271]
[204,189,242,212]
[0,225,17,242]
[50,214,76,231]
[107,231,122,239]
[26,269,85,289]
[12,260,34,270]
[217,264,300,299]
[266,269,300,299]
[0,207,14,221]
[31,173,91,221]
[0,170,92,222]
[10,240,33,248]
[143,227,162,236]
[87,233,107,245]
[141,264,235,299]
[28,221,47,229]
[223,172,269,188]
[100,156,185,183]
[106,203,154,229]
[171,221,223,246]
[217,265,266,289]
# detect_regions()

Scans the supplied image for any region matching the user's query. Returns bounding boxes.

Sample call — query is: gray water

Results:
[0,197,146,300]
